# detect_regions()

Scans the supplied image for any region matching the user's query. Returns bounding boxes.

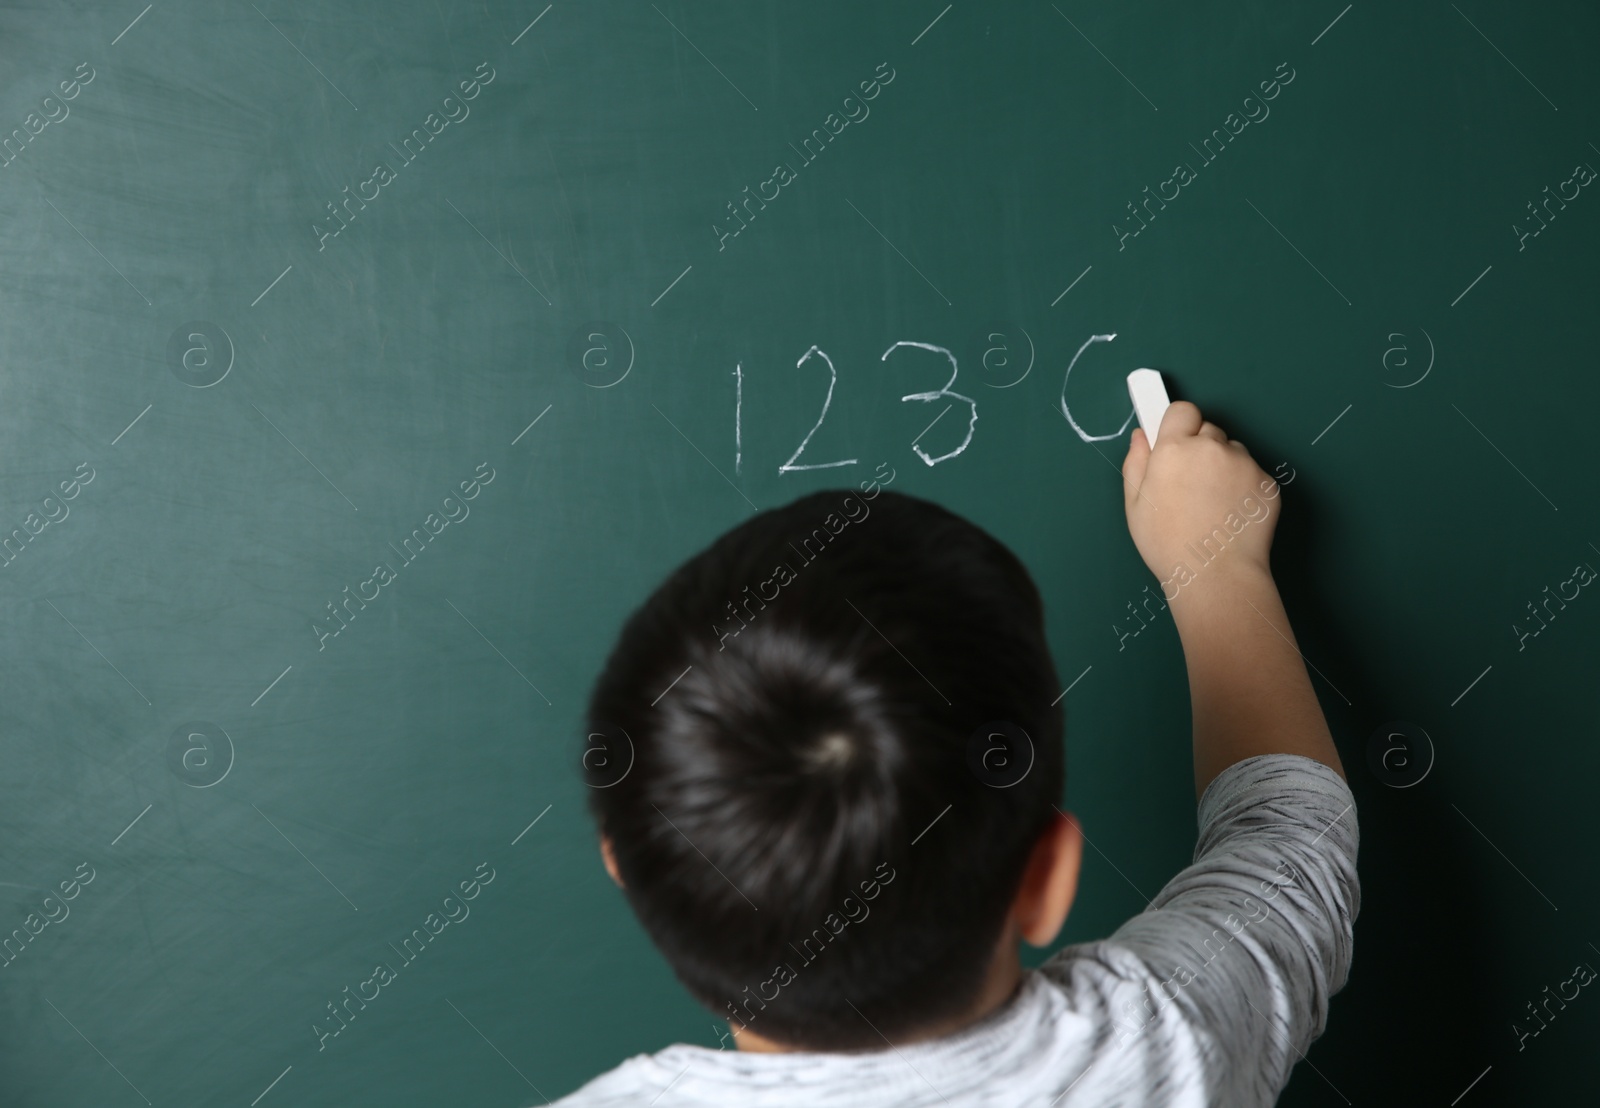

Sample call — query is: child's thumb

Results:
[1122,428,1150,507]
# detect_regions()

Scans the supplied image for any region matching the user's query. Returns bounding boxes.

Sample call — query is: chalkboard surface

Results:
[2,2,1597,1104]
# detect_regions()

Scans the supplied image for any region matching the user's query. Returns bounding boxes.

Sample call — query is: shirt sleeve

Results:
[1039,753,1360,1106]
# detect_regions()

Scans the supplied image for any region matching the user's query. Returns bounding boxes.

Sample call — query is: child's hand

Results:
[1120,401,1279,589]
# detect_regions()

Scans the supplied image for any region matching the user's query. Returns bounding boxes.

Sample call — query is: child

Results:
[556,401,1358,1106]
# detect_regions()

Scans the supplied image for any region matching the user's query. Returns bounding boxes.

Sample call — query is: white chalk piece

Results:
[1126,369,1170,448]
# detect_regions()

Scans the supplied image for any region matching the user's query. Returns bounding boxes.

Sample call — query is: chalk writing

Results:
[740,331,1140,471]
[882,341,977,466]
[1059,333,1133,443]
[780,347,858,473]
[733,362,744,474]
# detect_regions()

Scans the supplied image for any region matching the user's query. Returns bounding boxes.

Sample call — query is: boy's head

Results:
[584,488,1071,1051]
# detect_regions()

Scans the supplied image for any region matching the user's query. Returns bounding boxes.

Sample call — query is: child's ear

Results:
[600,835,626,889]
[1013,811,1084,947]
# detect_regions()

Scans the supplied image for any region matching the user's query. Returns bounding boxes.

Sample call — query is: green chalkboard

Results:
[2,2,1598,1104]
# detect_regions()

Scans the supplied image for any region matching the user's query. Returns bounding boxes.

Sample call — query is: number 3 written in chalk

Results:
[731,333,1133,474]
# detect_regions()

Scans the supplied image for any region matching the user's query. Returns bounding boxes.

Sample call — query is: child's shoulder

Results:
[547,1043,739,1107]
[545,1051,660,1107]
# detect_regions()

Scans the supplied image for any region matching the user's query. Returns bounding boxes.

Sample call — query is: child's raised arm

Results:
[1120,401,1347,802]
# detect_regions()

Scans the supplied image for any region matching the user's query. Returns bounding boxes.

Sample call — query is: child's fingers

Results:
[1122,426,1150,506]
[1158,400,1203,441]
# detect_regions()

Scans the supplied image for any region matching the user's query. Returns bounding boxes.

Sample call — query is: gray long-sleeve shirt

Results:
[550,754,1359,1107]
